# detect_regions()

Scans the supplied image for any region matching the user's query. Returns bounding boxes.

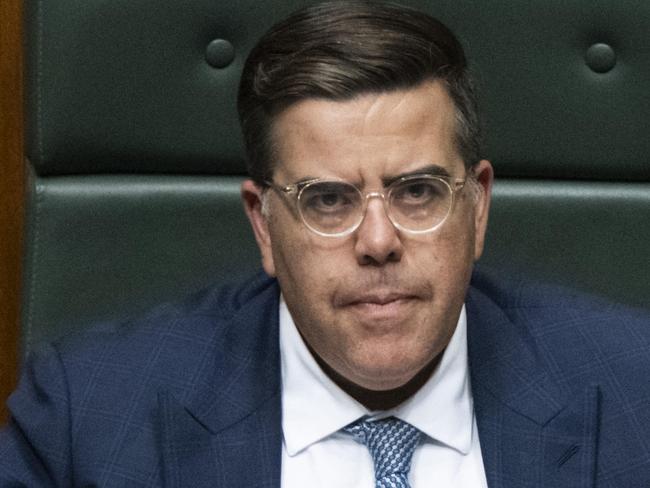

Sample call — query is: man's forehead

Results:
[268,81,462,183]
[274,81,454,130]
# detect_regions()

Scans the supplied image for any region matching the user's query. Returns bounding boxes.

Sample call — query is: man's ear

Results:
[470,159,494,261]
[241,179,276,276]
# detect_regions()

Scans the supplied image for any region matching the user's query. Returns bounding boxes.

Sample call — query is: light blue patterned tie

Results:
[344,416,422,488]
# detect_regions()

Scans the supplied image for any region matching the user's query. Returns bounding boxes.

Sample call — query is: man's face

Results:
[242,81,492,391]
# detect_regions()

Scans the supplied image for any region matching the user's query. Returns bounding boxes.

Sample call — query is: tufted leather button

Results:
[585,43,616,73]
[205,39,235,69]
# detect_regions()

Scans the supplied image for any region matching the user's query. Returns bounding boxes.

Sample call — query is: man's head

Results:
[238,0,482,185]
[239,1,493,406]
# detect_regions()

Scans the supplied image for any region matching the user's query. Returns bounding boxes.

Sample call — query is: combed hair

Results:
[238,0,482,185]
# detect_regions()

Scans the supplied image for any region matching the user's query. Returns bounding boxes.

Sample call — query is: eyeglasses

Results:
[265,173,467,237]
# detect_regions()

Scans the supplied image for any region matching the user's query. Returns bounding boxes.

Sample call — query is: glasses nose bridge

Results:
[360,189,394,224]
[363,190,387,202]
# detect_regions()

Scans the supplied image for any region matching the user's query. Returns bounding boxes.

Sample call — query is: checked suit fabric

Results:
[344,416,422,488]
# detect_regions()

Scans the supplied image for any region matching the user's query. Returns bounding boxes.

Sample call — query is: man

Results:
[1,1,649,487]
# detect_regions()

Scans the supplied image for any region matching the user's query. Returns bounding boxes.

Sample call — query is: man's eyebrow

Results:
[382,164,452,187]
[277,175,320,188]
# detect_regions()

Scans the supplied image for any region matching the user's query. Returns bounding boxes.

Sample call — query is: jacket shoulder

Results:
[469,269,650,485]
[55,270,278,358]
[1,271,279,484]
[468,268,650,384]
[470,268,649,328]
[469,267,650,390]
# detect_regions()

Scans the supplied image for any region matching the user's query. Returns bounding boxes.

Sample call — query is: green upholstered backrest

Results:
[22,0,649,355]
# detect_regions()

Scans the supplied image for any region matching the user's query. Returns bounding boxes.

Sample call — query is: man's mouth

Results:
[335,290,419,323]
[343,291,416,307]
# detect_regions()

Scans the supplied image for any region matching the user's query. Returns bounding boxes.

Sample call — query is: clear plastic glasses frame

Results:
[265,174,468,238]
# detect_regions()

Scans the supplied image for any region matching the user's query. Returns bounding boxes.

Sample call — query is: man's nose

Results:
[353,196,404,265]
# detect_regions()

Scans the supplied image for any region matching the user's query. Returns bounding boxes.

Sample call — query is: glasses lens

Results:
[298,181,362,235]
[388,177,452,232]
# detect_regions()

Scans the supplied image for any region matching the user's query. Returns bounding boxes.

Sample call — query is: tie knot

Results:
[344,417,422,488]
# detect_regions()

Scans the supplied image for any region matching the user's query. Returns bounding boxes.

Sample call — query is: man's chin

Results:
[343,358,429,391]
[331,356,441,410]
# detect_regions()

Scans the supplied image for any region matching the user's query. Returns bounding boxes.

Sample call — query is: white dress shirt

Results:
[279,298,488,487]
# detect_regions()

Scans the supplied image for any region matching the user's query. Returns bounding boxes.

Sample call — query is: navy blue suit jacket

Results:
[1,270,650,487]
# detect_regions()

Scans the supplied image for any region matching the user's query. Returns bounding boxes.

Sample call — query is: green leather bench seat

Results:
[22,176,258,353]
[26,0,650,180]
[484,180,650,308]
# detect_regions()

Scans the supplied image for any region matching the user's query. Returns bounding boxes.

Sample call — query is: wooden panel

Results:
[0,0,24,425]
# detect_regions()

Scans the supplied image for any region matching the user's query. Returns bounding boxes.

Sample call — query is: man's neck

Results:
[308,346,442,411]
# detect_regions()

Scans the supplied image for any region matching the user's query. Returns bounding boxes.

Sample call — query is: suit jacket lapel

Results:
[158,390,282,488]
[158,278,283,488]
[466,283,600,488]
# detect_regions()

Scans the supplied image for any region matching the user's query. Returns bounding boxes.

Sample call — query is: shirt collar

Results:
[280,297,474,456]
[389,305,474,454]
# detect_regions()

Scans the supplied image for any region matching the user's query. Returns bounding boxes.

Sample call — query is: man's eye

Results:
[394,181,442,204]
[319,192,343,207]
[405,183,430,199]
[305,191,351,212]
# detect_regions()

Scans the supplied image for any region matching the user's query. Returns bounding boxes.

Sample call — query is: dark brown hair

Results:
[238,1,482,185]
